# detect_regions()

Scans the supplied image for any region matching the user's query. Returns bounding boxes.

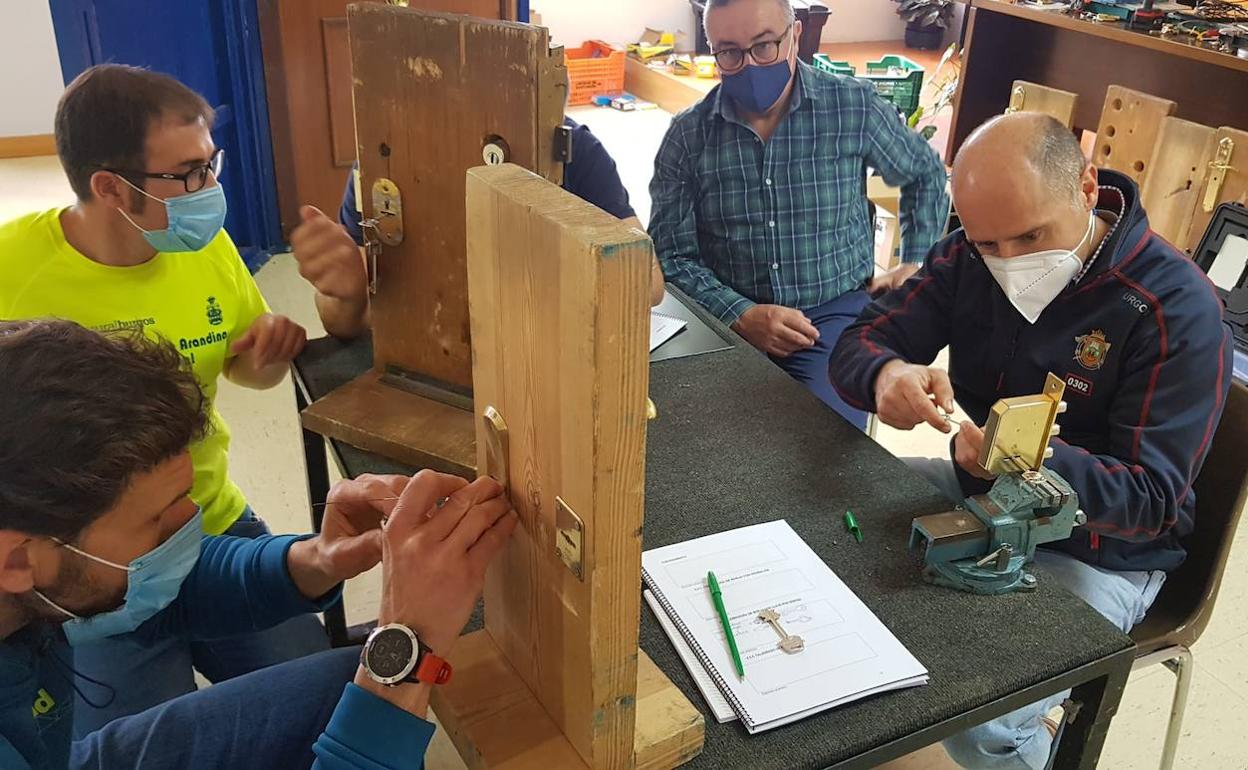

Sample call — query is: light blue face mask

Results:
[117,178,228,253]
[35,509,204,646]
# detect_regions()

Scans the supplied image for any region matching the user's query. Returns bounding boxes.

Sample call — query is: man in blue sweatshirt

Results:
[0,319,518,768]
[831,113,1232,769]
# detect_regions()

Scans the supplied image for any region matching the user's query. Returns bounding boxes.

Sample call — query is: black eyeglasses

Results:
[110,148,225,194]
[712,25,793,73]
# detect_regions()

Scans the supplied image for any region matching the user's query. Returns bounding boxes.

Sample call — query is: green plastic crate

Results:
[811,54,855,77]
[812,53,925,119]
[864,55,924,118]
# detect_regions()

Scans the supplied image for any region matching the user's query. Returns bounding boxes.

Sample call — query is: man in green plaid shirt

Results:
[649,0,949,429]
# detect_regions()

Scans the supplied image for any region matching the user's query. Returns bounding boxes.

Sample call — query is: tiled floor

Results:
[4,107,1247,769]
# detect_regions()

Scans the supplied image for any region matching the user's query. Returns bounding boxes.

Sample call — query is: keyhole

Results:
[482,135,510,166]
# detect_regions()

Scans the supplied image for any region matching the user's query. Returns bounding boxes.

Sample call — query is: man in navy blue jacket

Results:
[0,320,517,769]
[832,113,1232,769]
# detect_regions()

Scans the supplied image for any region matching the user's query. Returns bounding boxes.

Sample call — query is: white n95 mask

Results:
[980,211,1096,324]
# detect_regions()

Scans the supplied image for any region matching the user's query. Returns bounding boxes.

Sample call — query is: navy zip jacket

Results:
[1,535,435,769]
[831,171,1233,573]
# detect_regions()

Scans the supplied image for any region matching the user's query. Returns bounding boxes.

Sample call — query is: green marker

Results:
[707,570,745,678]
[844,510,863,543]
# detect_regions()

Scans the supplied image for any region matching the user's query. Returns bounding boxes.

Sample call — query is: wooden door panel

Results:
[259,0,518,239]
[350,4,565,392]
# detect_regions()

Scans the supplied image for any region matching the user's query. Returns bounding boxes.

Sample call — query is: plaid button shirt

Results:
[649,62,950,323]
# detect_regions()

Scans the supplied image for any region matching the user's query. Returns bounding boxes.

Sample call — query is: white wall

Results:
[533,0,905,49]
[819,0,904,44]
[0,3,65,137]
[534,0,698,50]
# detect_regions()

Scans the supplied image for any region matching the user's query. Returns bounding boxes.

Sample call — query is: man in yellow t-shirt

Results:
[0,64,329,734]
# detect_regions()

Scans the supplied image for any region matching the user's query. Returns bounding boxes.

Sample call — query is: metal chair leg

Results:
[1159,648,1193,770]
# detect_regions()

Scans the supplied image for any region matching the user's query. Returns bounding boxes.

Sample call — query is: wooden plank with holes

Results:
[1004,80,1078,128]
[450,163,701,769]
[350,4,566,394]
[1092,86,1175,187]
[1187,127,1248,252]
[1139,118,1217,250]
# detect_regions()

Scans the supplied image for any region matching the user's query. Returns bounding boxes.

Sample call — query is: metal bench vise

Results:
[909,373,1087,595]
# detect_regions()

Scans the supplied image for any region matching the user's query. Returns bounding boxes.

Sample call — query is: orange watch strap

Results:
[413,652,453,685]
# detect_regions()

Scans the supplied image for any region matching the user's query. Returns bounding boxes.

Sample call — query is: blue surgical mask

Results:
[720,58,794,115]
[35,509,204,646]
[117,178,228,253]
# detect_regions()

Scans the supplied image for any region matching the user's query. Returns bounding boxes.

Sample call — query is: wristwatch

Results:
[360,623,453,686]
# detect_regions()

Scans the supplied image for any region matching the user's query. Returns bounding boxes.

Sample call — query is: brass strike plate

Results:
[1005,84,1025,114]
[482,406,509,490]
[978,372,1066,476]
[1203,137,1236,213]
[554,496,585,581]
[370,178,404,246]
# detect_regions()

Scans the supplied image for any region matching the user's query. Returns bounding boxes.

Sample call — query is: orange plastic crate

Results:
[565,41,625,106]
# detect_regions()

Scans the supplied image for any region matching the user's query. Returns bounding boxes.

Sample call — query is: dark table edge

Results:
[829,644,1134,769]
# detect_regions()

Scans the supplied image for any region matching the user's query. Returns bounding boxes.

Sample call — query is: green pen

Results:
[844,510,863,542]
[707,570,745,678]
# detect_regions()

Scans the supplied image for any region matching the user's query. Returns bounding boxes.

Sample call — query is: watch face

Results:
[366,627,416,680]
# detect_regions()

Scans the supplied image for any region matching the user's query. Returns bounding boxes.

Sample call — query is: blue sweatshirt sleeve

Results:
[1047,278,1233,543]
[830,237,960,411]
[135,535,343,642]
[312,684,434,769]
[339,163,364,246]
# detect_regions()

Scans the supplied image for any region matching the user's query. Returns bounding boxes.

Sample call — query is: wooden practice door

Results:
[466,164,653,767]
[349,4,566,395]
[258,0,517,239]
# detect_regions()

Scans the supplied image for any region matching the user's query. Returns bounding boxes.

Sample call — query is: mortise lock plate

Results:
[555,496,585,580]
[1203,137,1236,213]
[370,178,404,246]
[978,372,1066,476]
[359,178,404,295]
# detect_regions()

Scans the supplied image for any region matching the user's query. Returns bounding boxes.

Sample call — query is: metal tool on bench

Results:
[909,373,1087,595]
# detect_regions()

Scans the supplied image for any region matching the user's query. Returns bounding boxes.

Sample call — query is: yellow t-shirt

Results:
[0,209,269,535]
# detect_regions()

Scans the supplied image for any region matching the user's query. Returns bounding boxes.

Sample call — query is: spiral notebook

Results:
[642,520,928,734]
[649,309,687,352]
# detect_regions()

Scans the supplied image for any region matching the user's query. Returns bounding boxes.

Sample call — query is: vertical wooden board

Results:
[321,18,356,167]
[1187,127,1248,252]
[1140,118,1216,250]
[581,219,651,769]
[1005,80,1077,128]
[1093,85,1175,186]
[350,5,566,392]
[467,164,650,768]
